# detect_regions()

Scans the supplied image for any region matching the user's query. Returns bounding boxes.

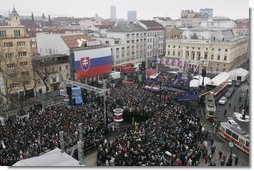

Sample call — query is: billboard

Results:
[74,47,112,80]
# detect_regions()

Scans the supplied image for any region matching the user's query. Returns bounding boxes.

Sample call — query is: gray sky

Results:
[0,0,249,19]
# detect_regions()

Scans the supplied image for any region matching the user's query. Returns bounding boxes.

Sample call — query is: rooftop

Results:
[107,23,147,33]
[61,34,96,48]
[139,20,164,31]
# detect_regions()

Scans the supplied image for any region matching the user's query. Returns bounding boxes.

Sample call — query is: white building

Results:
[199,8,213,18]
[110,6,116,20]
[105,23,147,68]
[36,33,99,56]
[127,11,137,22]
[164,27,249,74]
[136,20,164,58]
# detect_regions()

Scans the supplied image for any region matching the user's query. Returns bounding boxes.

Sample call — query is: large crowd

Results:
[0,69,231,166]
[0,103,106,166]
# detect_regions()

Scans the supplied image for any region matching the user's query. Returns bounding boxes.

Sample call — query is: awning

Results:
[147,69,156,76]
[121,67,135,73]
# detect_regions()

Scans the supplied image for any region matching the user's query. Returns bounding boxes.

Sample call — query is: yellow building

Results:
[0,8,34,103]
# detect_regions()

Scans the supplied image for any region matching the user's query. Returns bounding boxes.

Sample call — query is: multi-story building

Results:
[110,6,116,20]
[199,8,213,18]
[32,54,70,93]
[137,20,164,59]
[106,23,147,68]
[0,8,35,102]
[164,27,249,74]
[180,10,208,28]
[234,18,249,36]
[127,11,137,22]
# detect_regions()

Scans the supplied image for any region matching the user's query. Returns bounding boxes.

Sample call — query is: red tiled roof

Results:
[139,20,164,30]
[61,34,96,48]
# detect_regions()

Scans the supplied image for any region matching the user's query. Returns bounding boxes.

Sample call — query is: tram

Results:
[218,122,249,154]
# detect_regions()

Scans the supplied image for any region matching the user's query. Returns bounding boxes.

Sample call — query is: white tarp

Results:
[13,148,82,166]
[207,72,229,86]
[190,75,211,87]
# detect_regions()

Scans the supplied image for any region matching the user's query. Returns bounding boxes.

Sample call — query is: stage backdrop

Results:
[74,47,112,80]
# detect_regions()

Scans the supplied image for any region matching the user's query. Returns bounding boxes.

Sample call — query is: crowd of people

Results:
[97,95,215,166]
[0,103,106,166]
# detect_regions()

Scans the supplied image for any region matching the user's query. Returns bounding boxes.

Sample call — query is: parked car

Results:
[225,87,234,98]
[219,96,227,105]
[227,118,241,129]
[235,80,241,87]
[227,79,232,86]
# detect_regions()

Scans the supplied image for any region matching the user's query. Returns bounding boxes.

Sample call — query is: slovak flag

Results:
[74,47,112,80]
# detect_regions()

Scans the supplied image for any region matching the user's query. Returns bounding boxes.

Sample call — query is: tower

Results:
[110,5,116,20]
[8,7,20,26]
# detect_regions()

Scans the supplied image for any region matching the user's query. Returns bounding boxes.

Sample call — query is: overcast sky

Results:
[0,0,249,19]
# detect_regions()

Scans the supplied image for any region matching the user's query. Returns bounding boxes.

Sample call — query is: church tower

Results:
[8,7,21,26]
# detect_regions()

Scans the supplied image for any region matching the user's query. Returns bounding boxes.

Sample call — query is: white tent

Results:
[228,68,249,82]
[13,148,83,166]
[190,75,211,88]
[207,72,229,86]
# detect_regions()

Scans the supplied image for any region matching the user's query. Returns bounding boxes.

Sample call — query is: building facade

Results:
[164,28,249,74]
[180,10,208,28]
[32,54,70,94]
[110,6,116,20]
[0,8,35,102]
[106,23,147,68]
[137,20,164,59]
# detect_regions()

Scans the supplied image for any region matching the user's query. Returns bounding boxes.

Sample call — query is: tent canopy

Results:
[13,148,82,166]
[228,68,249,77]
[207,72,229,86]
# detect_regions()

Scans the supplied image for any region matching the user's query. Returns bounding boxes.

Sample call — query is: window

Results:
[198,47,200,50]
[4,42,13,47]
[178,46,180,48]
[204,53,208,59]
[218,48,221,51]
[178,52,180,57]
[212,48,214,51]
[211,55,214,60]
[246,141,249,147]
[7,63,15,68]
[59,66,61,71]
[14,30,21,37]
[173,52,175,56]
[173,45,175,48]
[17,41,25,46]
[168,51,170,56]
[225,49,228,52]
[20,61,28,66]
[206,48,208,50]
[216,68,218,71]
[18,51,27,57]
[186,46,189,49]
[0,30,6,37]
[5,53,14,58]
[168,45,170,48]
[192,47,194,49]
[66,65,68,69]
[224,56,227,61]
[223,68,226,72]
[217,55,220,60]
[127,40,129,43]
[232,133,239,140]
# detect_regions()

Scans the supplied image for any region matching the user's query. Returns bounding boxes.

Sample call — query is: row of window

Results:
[5,52,27,58]
[167,51,228,61]
[126,39,146,43]
[127,33,147,37]
[6,61,29,68]
[10,81,30,88]
[168,45,228,52]
[3,41,26,47]
[0,30,21,38]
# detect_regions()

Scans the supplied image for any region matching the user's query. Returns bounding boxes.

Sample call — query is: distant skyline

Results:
[0,0,249,20]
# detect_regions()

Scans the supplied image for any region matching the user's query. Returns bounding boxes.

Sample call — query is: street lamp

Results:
[227,141,234,166]
[242,88,249,120]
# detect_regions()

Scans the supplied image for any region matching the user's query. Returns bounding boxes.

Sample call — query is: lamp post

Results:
[227,141,234,166]
[242,88,249,120]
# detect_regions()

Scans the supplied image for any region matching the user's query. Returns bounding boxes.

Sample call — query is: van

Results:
[235,80,241,87]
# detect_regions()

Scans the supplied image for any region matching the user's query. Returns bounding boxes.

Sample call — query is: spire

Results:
[48,14,51,22]
[42,13,46,20]
[31,12,34,21]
